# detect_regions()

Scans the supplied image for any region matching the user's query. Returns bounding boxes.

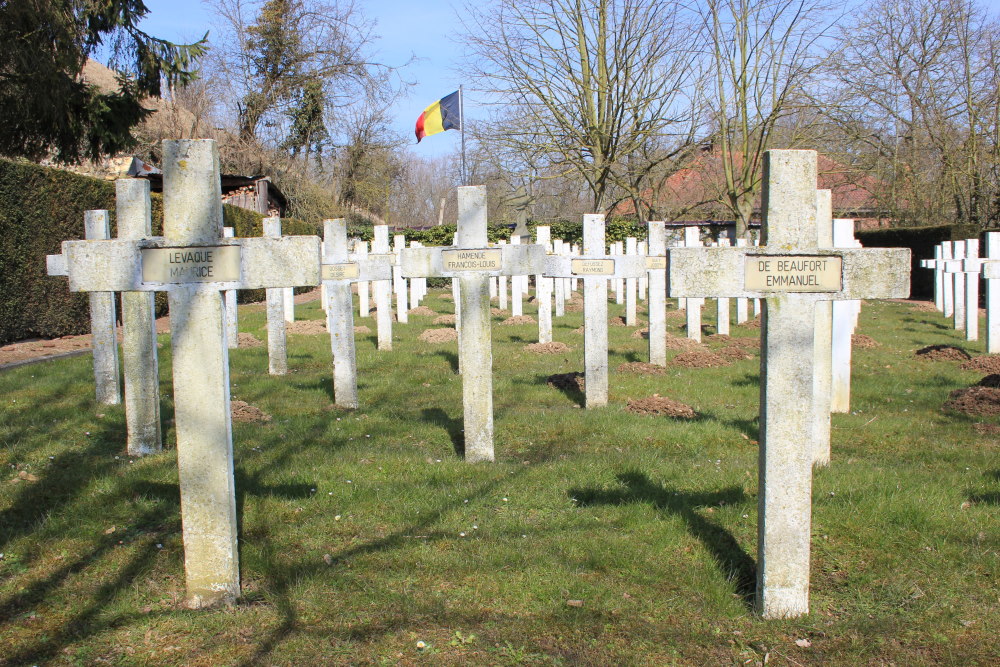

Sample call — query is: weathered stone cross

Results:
[400,186,544,462]
[669,149,910,618]
[58,140,320,607]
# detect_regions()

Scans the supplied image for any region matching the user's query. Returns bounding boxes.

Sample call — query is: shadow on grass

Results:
[568,470,757,608]
[695,411,760,441]
[732,373,761,388]
[968,470,1000,505]
[530,373,585,408]
[421,407,464,457]
[902,317,951,330]
[434,350,459,374]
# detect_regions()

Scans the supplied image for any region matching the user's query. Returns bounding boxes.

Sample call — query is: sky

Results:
[132,0,470,159]
[130,0,1000,162]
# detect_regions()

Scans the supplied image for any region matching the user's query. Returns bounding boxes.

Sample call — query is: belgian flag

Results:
[415,90,461,143]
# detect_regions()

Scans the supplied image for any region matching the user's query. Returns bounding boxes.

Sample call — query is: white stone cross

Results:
[321,219,393,408]
[831,219,862,414]
[222,227,238,349]
[919,243,945,313]
[83,211,122,405]
[681,226,705,341]
[625,237,638,326]
[646,222,668,366]
[371,225,394,350]
[714,237,732,336]
[263,217,289,375]
[58,140,320,608]
[957,239,982,341]
[943,241,968,331]
[668,149,910,619]
[400,186,544,462]
[980,233,1000,353]
[535,226,554,343]
[393,234,409,323]
[543,215,646,407]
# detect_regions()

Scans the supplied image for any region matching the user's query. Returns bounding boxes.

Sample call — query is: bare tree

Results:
[460,0,702,212]
[700,0,833,237]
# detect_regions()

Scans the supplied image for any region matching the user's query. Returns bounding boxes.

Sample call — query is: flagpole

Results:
[459,85,467,186]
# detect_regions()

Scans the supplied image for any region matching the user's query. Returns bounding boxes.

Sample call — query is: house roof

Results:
[612,150,886,220]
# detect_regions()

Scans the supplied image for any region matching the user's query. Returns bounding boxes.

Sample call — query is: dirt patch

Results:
[419,328,458,343]
[944,386,1000,416]
[961,356,1000,373]
[501,315,536,326]
[617,362,666,375]
[706,334,731,343]
[491,308,507,316]
[908,300,939,313]
[439,293,453,301]
[408,306,437,317]
[727,336,760,349]
[671,350,731,368]
[571,326,585,335]
[625,394,696,418]
[666,309,686,320]
[741,316,762,329]
[916,344,972,361]
[547,372,585,392]
[973,422,1000,435]
[524,342,572,354]
[286,319,327,336]
[852,334,880,348]
[231,400,272,423]
[631,328,649,339]
[433,314,456,325]
[665,335,705,351]
[564,302,584,312]
[978,374,1000,388]
[610,316,644,327]
[354,325,372,334]
[717,346,755,361]
[238,333,264,348]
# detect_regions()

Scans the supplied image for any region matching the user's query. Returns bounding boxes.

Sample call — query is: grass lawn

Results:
[0,291,997,665]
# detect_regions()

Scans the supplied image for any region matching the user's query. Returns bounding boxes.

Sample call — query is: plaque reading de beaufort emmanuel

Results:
[571,259,615,276]
[441,248,502,271]
[141,246,241,283]
[322,263,360,280]
[744,255,843,292]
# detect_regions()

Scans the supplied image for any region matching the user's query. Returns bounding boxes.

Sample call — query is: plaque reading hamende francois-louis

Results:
[141,246,241,283]
[441,248,502,271]
[744,255,843,292]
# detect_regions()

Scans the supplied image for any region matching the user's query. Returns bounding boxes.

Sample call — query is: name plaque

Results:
[441,248,502,271]
[645,256,667,270]
[322,263,360,280]
[744,255,843,292]
[571,259,615,276]
[141,246,241,283]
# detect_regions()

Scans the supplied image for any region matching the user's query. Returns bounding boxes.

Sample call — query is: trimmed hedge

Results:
[856,225,953,300]
[0,159,320,345]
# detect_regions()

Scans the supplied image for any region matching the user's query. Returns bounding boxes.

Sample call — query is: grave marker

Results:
[263,217,289,375]
[223,227,238,348]
[625,237,638,326]
[669,149,909,618]
[85,210,122,405]
[831,219,862,413]
[393,234,409,323]
[535,226,553,343]
[59,140,320,607]
[647,222,667,366]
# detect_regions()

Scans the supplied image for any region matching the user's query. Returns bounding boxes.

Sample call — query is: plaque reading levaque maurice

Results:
[441,248,502,271]
[571,259,615,276]
[322,263,360,280]
[141,246,241,283]
[744,255,843,292]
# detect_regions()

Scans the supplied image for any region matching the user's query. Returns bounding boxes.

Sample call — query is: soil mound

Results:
[626,394,696,418]
[852,334,880,348]
[610,316,643,327]
[727,336,760,349]
[565,303,584,312]
[501,315,536,325]
[706,334,731,343]
[631,328,649,339]
[238,333,264,348]
[944,386,1000,416]
[717,346,755,361]
[961,356,1000,373]
[973,422,1000,435]
[433,314,456,325]
[671,350,730,368]
[354,325,371,334]
[909,301,939,312]
[617,362,666,375]
[977,374,1000,388]
[287,319,327,335]
[419,328,458,343]
[491,308,507,316]
[916,345,971,361]
[741,316,762,329]
[439,293,453,301]
[231,400,272,423]
[525,342,571,354]
[571,326,585,335]
[666,335,706,351]
[547,372,585,392]
[408,306,437,317]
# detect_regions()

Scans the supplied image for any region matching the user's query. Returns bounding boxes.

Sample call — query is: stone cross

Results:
[943,242,968,331]
[58,140,320,608]
[625,237,638,326]
[940,242,955,317]
[222,227,238,349]
[715,238,732,336]
[544,215,646,407]
[356,240,371,318]
[682,226,705,341]
[321,219,392,408]
[371,226,394,350]
[668,149,910,619]
[263,217,288,375]
[535,226,554,344]
[552,239,565,316]
[393,234,409,323]
[958,239,981,341]
[919,243,945,312]
[646,222,668,366]
[831,219,862,414]
[401,186,544,462]
[85,210,122,405]
[613,241,625,304]
[812,190,834,467]
[981,233,1000,353]
[510,236,524,317]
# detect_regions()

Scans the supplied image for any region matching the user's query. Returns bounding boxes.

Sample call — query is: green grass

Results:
[0,292,998,665]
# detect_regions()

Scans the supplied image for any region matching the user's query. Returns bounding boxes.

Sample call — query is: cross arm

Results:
[543,254,648,279]
[400,244,545,278]
[63,236,321,292]
[322,255,393,282]
[668,247,910,300]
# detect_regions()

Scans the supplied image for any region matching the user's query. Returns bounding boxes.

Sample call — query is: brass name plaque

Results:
[141,246,241,283]
[645,256,667,270]
[571,259,615,275]
[441,248,502,271]
[322,263,359,280]
[744,255,843,292]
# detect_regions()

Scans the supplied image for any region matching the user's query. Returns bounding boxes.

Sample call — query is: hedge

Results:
[856,225,953,300]
[0,159,319,346]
